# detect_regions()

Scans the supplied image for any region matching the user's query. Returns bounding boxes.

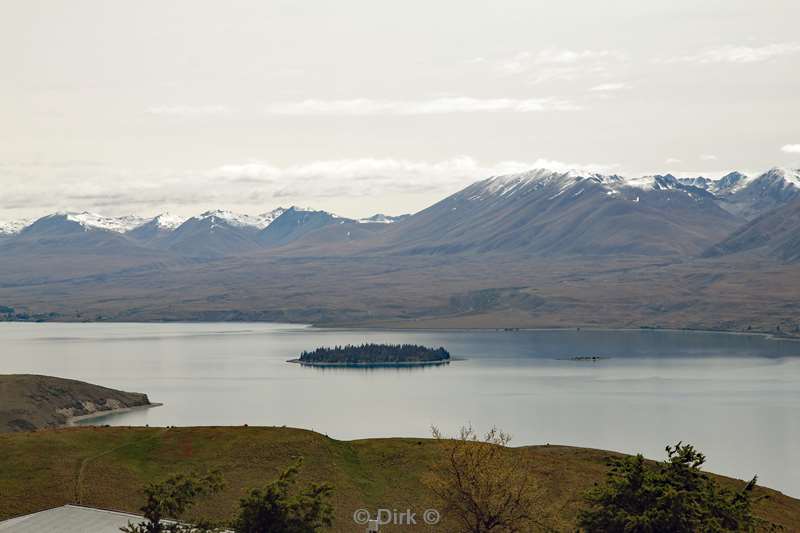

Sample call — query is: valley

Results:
[1,168,799,336]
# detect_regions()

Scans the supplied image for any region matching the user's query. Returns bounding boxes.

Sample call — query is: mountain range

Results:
[0,206,407,258]
[2,167,798,260]
[1,166,799,332]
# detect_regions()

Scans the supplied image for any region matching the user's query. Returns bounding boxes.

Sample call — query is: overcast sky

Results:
[2,0,799,220]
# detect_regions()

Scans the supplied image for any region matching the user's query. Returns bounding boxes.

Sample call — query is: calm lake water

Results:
[2,322,800,497]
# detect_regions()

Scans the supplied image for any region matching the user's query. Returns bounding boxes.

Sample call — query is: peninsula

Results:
[291,343,450,367]
[0,374,158,432]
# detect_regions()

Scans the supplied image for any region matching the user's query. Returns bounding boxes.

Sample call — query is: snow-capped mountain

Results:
[710,171,750,194]
[357,213,410,224]
[147,213,186,231]
[0,219,31,237]
[188,208,286,231]
[673,168,799,218]
[719,167,800,219]
[159,212,260,257]
[126,213,187,241]
[4,212,150,256]
[250,207,287,229]
[380,168,743,256]
[21,212,148,234]
[2,166,797,258]
[16,212,146,235]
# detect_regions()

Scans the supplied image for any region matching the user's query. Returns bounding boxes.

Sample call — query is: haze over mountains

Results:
[2,167,798,259]
[1,166,799,332]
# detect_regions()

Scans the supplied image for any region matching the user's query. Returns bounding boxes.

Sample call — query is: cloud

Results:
[498,52,533,75]
[264,97,582,115]
[665,157,682,164]
[663,42,800,64]
[700,154,718,161]
[495,48,627,84]
[533,48,625,65]
[781,144,800,154]
[145,105,235,117]
[589,82,632,92]
[212,157,618,199]
[0,157,617,217]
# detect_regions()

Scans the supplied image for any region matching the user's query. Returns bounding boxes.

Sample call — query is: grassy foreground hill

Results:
[0,375,154,432]
[0,426,798,531]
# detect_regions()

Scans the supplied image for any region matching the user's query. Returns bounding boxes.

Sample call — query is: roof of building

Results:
[0,505,154,532]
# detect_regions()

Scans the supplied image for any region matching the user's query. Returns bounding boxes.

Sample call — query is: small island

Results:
[290,343,451,367]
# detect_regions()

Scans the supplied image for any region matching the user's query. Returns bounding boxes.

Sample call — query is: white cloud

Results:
[495,48,627,83]
[145,105,235,117]
[264,97,582,115]
[665,157,682,164]
[700,154,718,161]
[0,156,618,217]
[663,42,800,64]
[534,48,624,65]
[498,52,532,75]
[781,144,800,154]
[212,156,618,198]
[589,82,632,92]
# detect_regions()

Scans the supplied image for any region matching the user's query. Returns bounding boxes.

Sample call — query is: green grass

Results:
[1,426,798,532]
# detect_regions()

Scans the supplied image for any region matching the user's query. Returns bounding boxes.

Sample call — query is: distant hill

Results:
[705,198,800,262]
[0,375,154,432]
[258,207,352,247]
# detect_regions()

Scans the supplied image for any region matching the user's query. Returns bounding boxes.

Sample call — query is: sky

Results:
[2,0,799,221]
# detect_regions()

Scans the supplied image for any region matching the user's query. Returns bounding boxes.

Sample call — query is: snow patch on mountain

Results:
[761,167,800,187]
[0,219,31,236]
[46,212,148,233]
[192,208,287,229]
[357,213,406,224]
[254,208,287,228]
[471,169,610,201]
[149,213,186,230]
[286,206,345,219]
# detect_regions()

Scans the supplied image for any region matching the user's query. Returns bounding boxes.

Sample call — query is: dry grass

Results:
[0,426,798,532]
[2,253,799,338]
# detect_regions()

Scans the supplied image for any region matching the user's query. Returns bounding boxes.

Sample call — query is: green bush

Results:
[578,442,765,532]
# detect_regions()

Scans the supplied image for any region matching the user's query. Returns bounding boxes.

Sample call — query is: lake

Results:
[2,322,799,497]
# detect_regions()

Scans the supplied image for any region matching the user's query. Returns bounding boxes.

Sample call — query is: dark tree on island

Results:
[298,343,450,365]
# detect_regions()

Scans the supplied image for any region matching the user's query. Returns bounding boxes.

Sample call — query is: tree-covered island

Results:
[291,343,451,367]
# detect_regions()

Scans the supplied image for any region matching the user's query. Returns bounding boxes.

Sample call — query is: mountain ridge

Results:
[1,166,798,259]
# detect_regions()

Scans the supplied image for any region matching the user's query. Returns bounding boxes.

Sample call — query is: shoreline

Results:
[65,402,163,426]
[287,358,450,367]
[2,320,798,342]
[310,323,800,342]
